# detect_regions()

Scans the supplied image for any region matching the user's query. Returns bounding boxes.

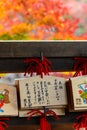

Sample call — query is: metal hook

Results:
[40,52,43,61]
[40,52,46,114]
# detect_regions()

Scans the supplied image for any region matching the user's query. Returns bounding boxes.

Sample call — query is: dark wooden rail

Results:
[0,41,87,73]
[0,41,87,58]
[0,41,87,130]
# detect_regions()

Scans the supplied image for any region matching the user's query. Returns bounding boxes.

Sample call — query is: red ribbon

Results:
[40,116,51,130]
[73,114,87,130]
[27,109,59,130]
[73,57,87,77]
[25,57,57,130]
[0,118,9,130]
[24,57,51,77]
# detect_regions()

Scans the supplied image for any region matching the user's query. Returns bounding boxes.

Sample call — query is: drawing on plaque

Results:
[0,89,10,112]
[78,81,87,104]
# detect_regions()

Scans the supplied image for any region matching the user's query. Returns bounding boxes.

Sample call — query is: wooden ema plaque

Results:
[67,75,87,111]
[16,76,67,110]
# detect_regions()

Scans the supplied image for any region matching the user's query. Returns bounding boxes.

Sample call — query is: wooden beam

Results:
[7,112,82,126]
[0,41,87,58]
[7,124,74,130]
[0,58,74,73]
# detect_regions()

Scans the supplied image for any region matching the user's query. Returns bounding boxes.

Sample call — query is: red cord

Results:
[24,57,52,77]
[27,110,43,120]
[40,116,51,130]
[27,109,59,130]
[45,110,59,120]
[73,57,87,77]
[73,114,87,130]
[0,118,9,130]
[25,57,58,130]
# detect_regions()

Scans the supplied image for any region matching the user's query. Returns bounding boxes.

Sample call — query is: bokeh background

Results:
[0,0,87,40]
[0,0,86,81]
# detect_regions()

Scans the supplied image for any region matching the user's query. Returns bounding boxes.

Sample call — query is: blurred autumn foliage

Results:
[0,0,87,40]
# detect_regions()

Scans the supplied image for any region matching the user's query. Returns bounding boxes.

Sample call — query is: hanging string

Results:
[73,114,87,130]
[27,109,59,130]
[24,57,52,78]
[24,56,59,130]
[0,118,9,130]
[73,57,87,77]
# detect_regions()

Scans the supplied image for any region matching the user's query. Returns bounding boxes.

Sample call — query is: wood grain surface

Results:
[7,124,74,130]
[0,41,87,57]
